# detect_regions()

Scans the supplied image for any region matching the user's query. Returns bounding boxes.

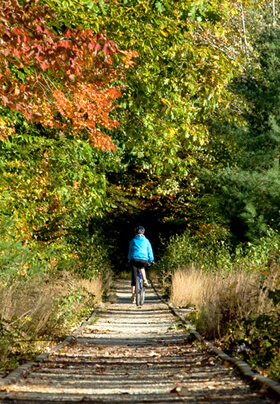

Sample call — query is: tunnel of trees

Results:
[0,0,280,381]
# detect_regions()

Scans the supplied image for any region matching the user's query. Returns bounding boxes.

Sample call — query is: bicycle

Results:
[135,269,145,306]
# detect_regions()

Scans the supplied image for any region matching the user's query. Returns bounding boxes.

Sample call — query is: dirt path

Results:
[0,281,276,403]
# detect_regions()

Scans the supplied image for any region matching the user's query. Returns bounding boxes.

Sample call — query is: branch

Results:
[0,310,32,335]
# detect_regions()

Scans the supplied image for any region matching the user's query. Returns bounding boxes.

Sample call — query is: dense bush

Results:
[0,214,112,280]
[155,227,280,277]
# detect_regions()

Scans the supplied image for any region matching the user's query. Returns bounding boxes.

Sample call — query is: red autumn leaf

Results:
[36,25,43,33]
[40,61,49,71]
[60,40,71,48]
[65,29,72,37]
[88,41,96,50]
[13,49,21,58]
[2,96,9,105]
[103,43,109,57]
[94,43,101,55]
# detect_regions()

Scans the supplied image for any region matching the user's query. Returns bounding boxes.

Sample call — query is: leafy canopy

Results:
[0,0,137,149]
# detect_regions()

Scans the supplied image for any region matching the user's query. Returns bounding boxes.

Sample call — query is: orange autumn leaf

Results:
[0,0,137,150]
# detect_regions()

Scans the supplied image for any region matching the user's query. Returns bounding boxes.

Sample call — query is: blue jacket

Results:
[128,235,154,262]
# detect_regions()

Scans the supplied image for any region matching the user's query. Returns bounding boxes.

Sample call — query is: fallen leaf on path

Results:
[149,351,160,357]
[259,385,268,394]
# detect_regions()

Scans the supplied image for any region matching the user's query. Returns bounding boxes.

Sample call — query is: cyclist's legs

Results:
[141,267,147,281]
[130,259,148,295]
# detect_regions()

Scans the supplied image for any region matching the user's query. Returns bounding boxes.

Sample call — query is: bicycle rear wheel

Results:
[136,276,141,306]
[140,284,145,305]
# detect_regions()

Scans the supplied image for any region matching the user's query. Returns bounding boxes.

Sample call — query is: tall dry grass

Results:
[170,267,275,339]
[0,271,109,371]
[0,272,104,333]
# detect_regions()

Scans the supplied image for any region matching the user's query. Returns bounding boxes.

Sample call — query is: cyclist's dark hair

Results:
[135,226,145,235]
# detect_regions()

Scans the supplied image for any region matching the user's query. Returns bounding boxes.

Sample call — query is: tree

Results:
[202,24,280,242]
[46,0,240,188]
[0,0,138,279]
[0,0,137,149]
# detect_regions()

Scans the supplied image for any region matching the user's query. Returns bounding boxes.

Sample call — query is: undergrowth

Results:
[0,217,112,375]
[155,228,280,382]
[0,271,110,374]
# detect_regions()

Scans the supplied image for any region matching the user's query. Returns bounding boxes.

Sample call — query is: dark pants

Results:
[130,259,148,287]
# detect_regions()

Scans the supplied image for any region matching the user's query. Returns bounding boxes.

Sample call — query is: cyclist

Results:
[128,226,154,303]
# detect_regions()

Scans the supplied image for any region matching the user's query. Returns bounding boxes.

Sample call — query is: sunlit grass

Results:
[170,267,275,339]
[0,271,109,373]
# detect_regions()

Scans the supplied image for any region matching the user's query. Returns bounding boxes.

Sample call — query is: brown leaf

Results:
[177,386,189,396]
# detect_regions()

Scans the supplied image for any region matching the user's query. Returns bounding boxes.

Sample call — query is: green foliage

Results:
[0,217,32,279]
[66,232,113,280]
[0,131,109,230]
[53,288,87,325]
[156,227,280,278]
[202,26,280,242]
[46,0,238,203]
[155,227,232,278]
[0,116,115,281]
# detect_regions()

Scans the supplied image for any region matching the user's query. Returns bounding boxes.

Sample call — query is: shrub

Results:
[156,227,280,283]
[155,226,280,380]
[0,271,108,373]
[0,216,113,374]
[167,231,280,381]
